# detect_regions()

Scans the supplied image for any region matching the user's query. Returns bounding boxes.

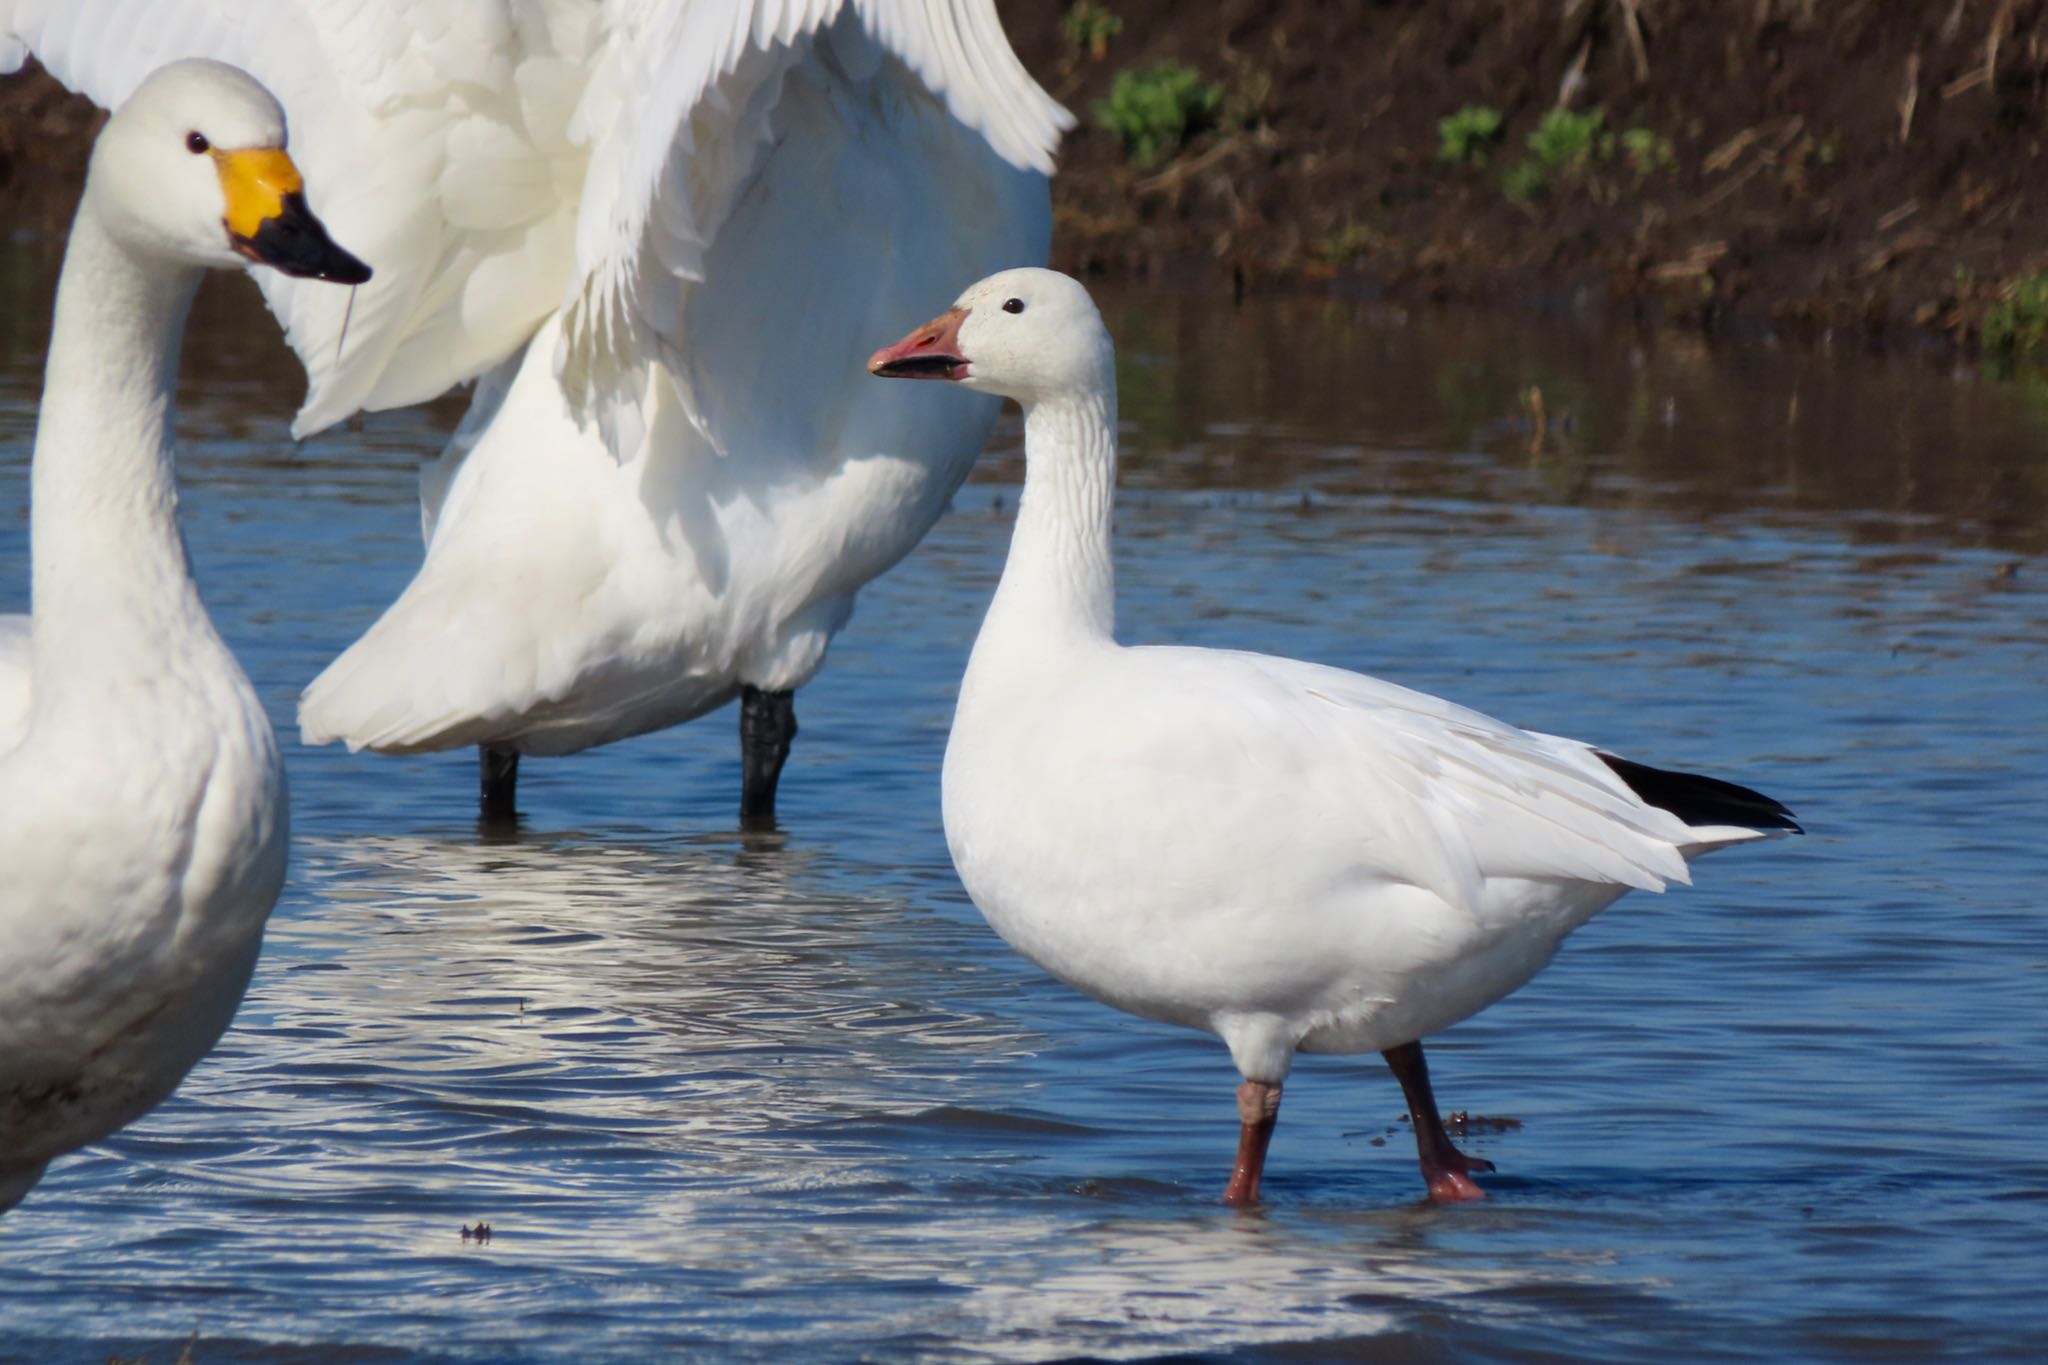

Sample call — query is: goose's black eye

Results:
[185,131,209,154]
[1002,297,1025,314]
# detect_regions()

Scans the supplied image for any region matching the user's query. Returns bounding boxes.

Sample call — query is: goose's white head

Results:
[868,268,1113,407]
[87,58,370,284]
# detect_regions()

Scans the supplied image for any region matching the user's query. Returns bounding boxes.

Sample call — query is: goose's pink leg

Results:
[1382,1041,1493,1203]
[1222,1079,1282,1206]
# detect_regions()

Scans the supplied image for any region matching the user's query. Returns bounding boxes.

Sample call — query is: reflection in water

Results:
[8,831,1577,1361]
[1066,285,2048,554]
[0,243,2043,1361]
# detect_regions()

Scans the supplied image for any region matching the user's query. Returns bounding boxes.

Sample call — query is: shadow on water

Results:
[0,238,2044,1361]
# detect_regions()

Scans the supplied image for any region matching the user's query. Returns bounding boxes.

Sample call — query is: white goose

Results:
[4,0,1068,825]
[870,269,1802,1205]
[0,59,370,1214]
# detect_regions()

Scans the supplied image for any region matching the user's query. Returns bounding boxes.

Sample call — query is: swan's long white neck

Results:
[31,194,215,677]
[982,383,1120,646]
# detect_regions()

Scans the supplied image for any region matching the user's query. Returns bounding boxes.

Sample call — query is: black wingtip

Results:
[1597,753,1803,835]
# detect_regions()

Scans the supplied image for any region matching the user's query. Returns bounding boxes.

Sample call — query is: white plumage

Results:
[3,0,1069,821]
[1,59,367,1214]
[869,269,1801,1205]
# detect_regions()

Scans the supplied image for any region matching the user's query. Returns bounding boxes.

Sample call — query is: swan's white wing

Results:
[9,0,1065,448]
[296,2,1060,757]
[1119,647,1707,912]
[0,616,29,758]
[559,0,1070,448]
[1,0,592,435]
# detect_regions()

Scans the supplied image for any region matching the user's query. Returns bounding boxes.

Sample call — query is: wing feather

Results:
[1122,648,1706,911]
[8,0,1065,447]
[3,0,587,435]
[0,616,29,760]
[559,0,1069,449]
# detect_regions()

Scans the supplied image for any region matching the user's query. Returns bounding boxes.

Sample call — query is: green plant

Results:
[1317,221,1380,263]
[1093,62,1224,168]
[1502,108,1607,200]
[1619,126,1675,178]
[1502,109,1673,199]
[1527,108,1607,171]
[1500,159,1548,201]
[1983,272,2048,354]
[1437,104,1504,165]
[1061,2,1122,63]
[1223,60,1274,132]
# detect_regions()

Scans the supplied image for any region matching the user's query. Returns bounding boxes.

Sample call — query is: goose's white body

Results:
[5,1,1067,792]
[951,641,1707,1081]
[873,269,1797,1201]
[0,60,359,1213]
[941,401,1747,1086]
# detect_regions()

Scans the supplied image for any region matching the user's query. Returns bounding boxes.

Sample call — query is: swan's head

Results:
[868,268,1113,406]
[86,59,370,284]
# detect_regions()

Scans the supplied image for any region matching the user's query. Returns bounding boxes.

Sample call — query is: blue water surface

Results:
[0,264,2043,1362]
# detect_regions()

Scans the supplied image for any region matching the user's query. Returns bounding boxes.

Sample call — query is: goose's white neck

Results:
[983,385,1120,645]
[31,195,214,674]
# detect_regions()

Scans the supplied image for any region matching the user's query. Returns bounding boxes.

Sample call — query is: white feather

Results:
[10,3,1070,778]
[915,269,1796,1104]
[4,0,592,435]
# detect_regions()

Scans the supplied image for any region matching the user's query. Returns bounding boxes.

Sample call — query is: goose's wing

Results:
[1125,647,1714,912]
[2,0,591,435]
[559,0,1070,451]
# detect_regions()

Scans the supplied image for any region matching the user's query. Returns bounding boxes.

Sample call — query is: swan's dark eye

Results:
[1002,298,1024,314]
[185,131,209,154]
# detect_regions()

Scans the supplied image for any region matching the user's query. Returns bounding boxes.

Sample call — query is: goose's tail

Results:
[1597,752,1803,850]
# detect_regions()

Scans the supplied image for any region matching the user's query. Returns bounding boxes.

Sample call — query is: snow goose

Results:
[4,1,1069,826]
[0,59,369,1214]
[869,269,1802,1205]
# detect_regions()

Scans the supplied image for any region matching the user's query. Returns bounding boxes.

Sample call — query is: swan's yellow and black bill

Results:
[868,307,969,381]
[213,147,371,285]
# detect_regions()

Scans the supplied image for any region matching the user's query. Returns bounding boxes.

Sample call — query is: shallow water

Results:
[1,251,2044,1363]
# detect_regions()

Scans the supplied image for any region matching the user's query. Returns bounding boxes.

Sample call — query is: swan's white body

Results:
[4,1,1067,798]
[0,60,365,1213]
[872,269,1798,1202]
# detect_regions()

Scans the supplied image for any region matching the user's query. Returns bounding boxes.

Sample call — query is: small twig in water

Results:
[1875,199,1922,233]
[1985,0,2015,89]
[1939,0,1969,44]
[334,285,358,367]
[1134,129,1273,197]
[1556,37,1592,108]
[1898,50,1922,145]
[1616,0,1650,83]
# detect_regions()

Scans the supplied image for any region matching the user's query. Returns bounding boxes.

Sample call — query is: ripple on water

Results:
[1,268,2045,1362]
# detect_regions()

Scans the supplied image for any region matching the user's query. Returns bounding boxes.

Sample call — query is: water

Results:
[1,249,2044,1362]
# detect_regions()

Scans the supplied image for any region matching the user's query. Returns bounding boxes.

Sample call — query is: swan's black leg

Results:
[1382,1039,1493,1203]
[739,685,798,827]
[479,744,519,826]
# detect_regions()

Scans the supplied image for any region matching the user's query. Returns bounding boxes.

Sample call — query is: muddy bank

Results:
[0,60,100,231]
[1005,0,2048,349]
[7,2,2048,351]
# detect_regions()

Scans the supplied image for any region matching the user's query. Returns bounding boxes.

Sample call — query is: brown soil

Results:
[8,2,2048,349]
[1010,0,2048,348]
[0,61,101,230]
